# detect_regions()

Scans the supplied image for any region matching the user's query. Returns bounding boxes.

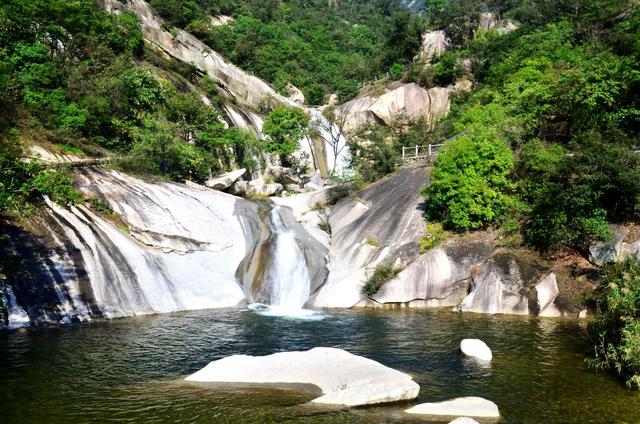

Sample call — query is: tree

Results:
[312,105,349,174]
[423,129,517,231]
[262,106,309,166]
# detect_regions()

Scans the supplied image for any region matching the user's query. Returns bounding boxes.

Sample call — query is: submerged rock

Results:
[460,339,492,362]
[405,397,500,418]
[185,347,420,406]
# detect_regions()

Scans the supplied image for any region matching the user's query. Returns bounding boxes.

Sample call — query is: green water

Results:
[1,308,638,423]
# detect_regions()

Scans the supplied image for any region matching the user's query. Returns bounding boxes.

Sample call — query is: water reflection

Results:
[1,308,639,423]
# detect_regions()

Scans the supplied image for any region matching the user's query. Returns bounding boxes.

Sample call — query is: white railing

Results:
[401,144,443,162]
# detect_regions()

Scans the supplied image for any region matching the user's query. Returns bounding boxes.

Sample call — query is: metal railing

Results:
[401,144,443,162]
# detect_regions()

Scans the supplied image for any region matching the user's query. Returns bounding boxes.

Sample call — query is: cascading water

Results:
[248,206,326,319]
[264,206,311,308]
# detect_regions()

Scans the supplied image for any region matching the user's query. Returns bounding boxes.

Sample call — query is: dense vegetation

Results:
[149,0,427,104]
[0,0,271,214]
[588,260,640,388]
[423,0,640,252]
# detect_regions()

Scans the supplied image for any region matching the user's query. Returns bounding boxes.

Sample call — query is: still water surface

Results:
[1,308,639,423]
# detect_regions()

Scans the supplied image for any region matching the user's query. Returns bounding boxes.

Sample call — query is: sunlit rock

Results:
[415,30,449,65]
[312,165,428,307]
[185,347,420,406]
[460,339,492,362]
[406,397,500,418]
[589,224,640,265]
[286,83,306,105]
[338,83,452,132]
[534,272,562,317]
[204,168,246,190]
[449,417,480,424]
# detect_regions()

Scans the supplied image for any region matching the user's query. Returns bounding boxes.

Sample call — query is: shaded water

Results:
[1,309,639,423]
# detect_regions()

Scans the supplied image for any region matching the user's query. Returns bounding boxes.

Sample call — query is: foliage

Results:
[419,222,450,252]
[366,234,381,248]
[0,138,80,214]
[423,129,517,231]
[348,123,398,182]
[588,260,640,389]
[362,263,400,297]
[151,0,427,103]
[263,106,309,165]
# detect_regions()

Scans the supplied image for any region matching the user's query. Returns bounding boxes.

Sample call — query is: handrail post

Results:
[415,145,418,157]
[402,146,405,160]
[428,144,432,156]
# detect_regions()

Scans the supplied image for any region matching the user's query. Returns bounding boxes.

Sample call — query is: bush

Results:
[419,222,450,252]
[423,129,517,231]
[362,263,400,297]
[263,106,309,166]
[348,123,398,182]
[588,260,640,389]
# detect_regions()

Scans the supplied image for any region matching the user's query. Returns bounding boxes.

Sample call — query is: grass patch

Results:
[362,263,400,297]
[317,220,331,235]
[419,222,450,252]
[366,234,380,248]
[58,144,85,157]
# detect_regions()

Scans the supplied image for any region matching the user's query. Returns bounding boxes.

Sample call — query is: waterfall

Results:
[246,205,327,319]
[264,206,311,308]
[1,285,31,330]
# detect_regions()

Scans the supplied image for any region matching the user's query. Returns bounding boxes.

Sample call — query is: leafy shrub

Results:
[588,260,640,389]
[419,222,450,252]
[263,106,309,166]
[317,220,331,234]
[362,263,400,297]
[348,123,398,182]
[30,169,82,207]
[366,234,380,247]
[423,129,517,231]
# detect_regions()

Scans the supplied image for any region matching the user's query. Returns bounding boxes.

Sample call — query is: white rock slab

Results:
[185,347,420,406]
[460,339,492,362]
[406,397,500,418]
[449,418,480,424]
[205,168,245,190]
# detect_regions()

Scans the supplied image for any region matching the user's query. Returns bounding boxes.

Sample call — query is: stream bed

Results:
[1,308,639,423]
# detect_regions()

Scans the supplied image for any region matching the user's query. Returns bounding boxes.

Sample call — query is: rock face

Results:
[372,236,495,307]
[1,166,329,327]
[457,252,540,315]
[286,83,306,105]
[415,30,449,65]
[312,165,429,307]
[209,15,234,26]
[478,12,518,34]
[589,225,640,265]
[460,339,492,362]
[185,347,420,406]
[204,168,246,190]
[534,273,562,317]
[405,397,500,418]
[338,83,453,132]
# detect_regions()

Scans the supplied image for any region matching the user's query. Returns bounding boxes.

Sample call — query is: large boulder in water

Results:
[185,347,420,406]
[405,397,500,418]
[460,339,492,362]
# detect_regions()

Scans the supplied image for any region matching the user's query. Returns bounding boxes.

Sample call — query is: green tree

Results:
[423,129,517,231]
[262,106,309,165]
